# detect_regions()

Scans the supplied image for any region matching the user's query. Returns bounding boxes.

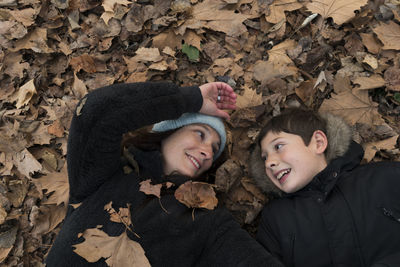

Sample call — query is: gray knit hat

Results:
[152,113,226,160]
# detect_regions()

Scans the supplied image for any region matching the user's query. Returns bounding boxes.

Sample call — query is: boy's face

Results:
[260,131,328,193]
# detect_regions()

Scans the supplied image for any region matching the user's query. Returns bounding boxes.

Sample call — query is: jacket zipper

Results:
[380,207,400,224]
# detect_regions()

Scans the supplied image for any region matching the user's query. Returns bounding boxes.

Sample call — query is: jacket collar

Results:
[292,141,364,197]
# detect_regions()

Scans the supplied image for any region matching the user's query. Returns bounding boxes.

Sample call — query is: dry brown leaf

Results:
[73,228,151,266]
[265,0,303,24]
[139,179,162,198]
[104,202,132,226]
[363,135,399,162]
[174,181,218,210]
[8,8,37,27]
[319,88,385,126]
[133,47,163,62]
[0,224,18,262]
[359,33,381,54]
[352,74,385,90]
[47,120,65,138]
[373,21,400,50]
[31,204,68,236]
[3,53,29,79]
[70,54,97,73]
[13,148,42,178]
[11,27,53,53]
[33,166,69,206]
[384,66,400,91]
[306,0,368,25]
[236,85,263,109]
[178,0,249,37]
[72,73,88,99]
[13,79,36,109]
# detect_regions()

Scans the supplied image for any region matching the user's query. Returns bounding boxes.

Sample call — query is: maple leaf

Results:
[236,85,263,109]
[319,88,385,126]
[265,0,303,24]
[373,21,400,51]
[73,227,151,266]
[174,181,218,210]
[306,0,368,25]
[363,135,399,162]
[33,166,69,206]
[352,75,385,90]
[139,179,162,198]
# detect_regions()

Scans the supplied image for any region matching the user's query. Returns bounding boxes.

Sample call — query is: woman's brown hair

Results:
[122,125,177,151]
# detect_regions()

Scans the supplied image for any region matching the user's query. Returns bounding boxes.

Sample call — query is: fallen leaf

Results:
[384,66,400,91]
[174,181,218,210]
[133,47,163,62]
[265,0,303,24]
[139,179,162,198]
[70,54,97,73]
[13,148,42,178]
[373,21,400,50]
[319,88,385,126]
[32,166,69,206]
[363,135,399,162]
[352,74,385,90]
[73,228,151,266]
[236,85,263,109]
[306,0,368,25]
[72,73,88,99]
[13,79,36,109]
[31,204,68,236]
[359,32,381,54]
[104,202,132,226]
[47,119,65,138]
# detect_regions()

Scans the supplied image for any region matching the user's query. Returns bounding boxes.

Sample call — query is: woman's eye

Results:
[195,130,204,138]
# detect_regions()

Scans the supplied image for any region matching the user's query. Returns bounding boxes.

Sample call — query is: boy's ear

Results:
[311,130,328,154]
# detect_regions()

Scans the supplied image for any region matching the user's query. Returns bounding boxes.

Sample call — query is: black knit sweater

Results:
[45,82,283,267]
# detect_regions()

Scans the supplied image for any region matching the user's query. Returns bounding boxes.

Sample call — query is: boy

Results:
[250,108,400,267]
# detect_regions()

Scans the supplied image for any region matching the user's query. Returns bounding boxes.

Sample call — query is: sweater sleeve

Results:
[67,82,202,203]
[197,208,284,267]
[371,252,400,267]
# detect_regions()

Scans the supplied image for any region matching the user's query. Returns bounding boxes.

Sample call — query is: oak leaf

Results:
[373,21,400,51]
[174,181,218,210]
[104,202,132,226]
[139,179,162,198]
[13,79,36,109]
[73,227,151,266]
[306,0,368,25]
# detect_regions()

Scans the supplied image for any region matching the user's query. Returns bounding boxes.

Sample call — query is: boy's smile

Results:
[260,131,328,193]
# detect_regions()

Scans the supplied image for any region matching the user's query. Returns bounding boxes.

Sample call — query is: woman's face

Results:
[161,124,221,178]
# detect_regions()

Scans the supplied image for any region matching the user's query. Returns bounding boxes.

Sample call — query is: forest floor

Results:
[0,0,399,265]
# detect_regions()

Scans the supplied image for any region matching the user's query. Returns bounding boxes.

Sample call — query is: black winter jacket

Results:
[45,82,283,267]
[251,114,400,267]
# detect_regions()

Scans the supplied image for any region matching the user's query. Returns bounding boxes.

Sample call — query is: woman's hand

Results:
[199,82,237,120]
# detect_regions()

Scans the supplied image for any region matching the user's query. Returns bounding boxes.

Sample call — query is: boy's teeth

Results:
[277,169,290,180]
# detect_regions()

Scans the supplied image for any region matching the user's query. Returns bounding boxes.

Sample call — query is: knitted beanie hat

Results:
[152,113,226,160]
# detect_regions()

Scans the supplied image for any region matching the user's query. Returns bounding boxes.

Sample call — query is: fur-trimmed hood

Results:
[249,112,353,195]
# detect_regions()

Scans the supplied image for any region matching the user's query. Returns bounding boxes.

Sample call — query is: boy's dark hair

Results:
[257,108,327,147]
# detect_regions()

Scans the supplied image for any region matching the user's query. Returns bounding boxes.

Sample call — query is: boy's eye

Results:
[261,155,267,161]
[274,144,283,150]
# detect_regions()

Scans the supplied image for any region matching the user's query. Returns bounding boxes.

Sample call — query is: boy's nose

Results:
[265,157,278,168]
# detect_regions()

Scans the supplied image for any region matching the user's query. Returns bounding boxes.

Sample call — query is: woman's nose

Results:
[200,144,213,159]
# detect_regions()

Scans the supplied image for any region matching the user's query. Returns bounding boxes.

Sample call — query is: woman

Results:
[45,81,283,266]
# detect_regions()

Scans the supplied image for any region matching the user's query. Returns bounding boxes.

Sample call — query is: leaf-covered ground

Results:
[1,0,400,265]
